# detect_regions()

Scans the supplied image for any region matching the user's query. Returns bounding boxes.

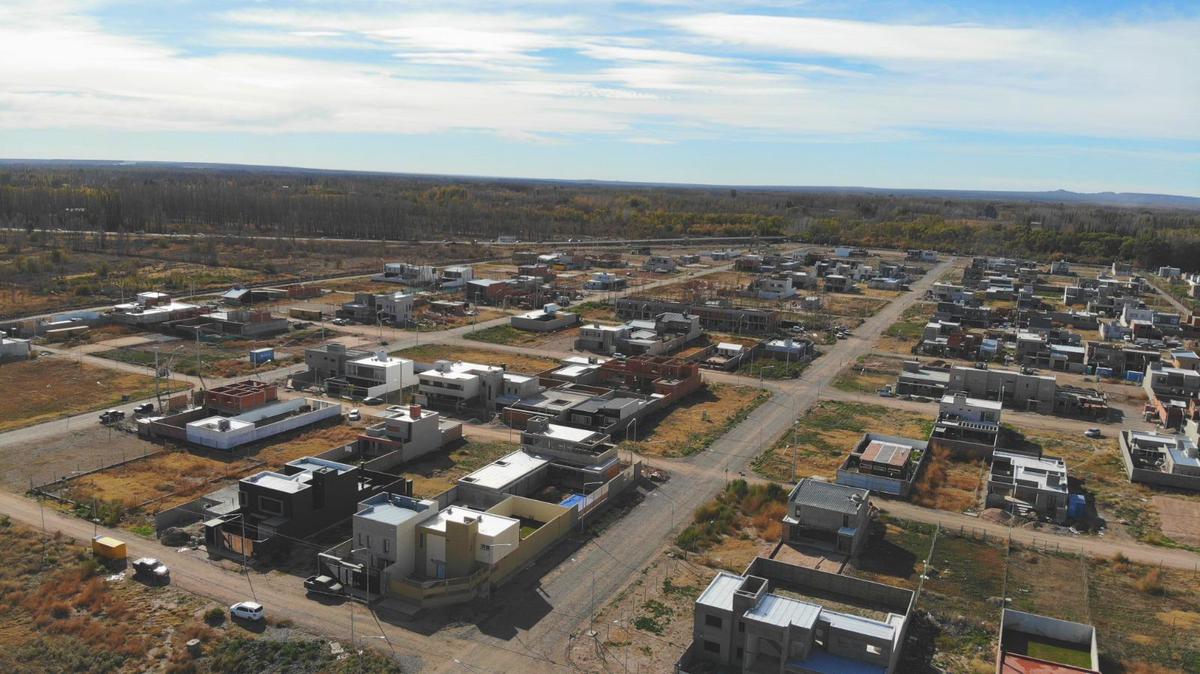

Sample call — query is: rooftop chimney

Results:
[409,404,422,419]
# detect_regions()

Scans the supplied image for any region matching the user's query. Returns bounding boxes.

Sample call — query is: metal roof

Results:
[696,571,743,611]
[789,479,868,515]
[860,441,912,468]
[744,593,820,629]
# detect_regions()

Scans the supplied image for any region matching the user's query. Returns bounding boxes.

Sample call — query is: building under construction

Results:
[614,297,778,335]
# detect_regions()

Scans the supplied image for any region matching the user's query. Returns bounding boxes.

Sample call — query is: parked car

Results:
[1084,428,1103,439]
[347,408,361,421]
[877,387,893,398]
[304,575,344,595]
[98,409,125,424]
[230,601,265,622]
[131,557,170,582]
[133,403,155,415]
[362,396,384,406]
[331,318,350,326]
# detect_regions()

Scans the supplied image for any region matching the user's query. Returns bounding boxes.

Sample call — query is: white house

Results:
[378,292,415,325]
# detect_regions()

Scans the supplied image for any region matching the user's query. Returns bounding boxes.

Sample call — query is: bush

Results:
[203,607,226,626]
[1134,569,1166,595]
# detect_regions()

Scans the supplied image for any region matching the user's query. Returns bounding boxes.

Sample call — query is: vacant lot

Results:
[850,519,1003,673]
[0,358,187,432]
[92,327,329,379]
[0,518,401,673]
[752,401,930,483]
[832,354,905,394]
[822,293,890,318]
[0,427,161,492]
[61,423,360,516]
[392,343,559,374]
[911,446,986,512]
[401,439,520,497]
[620,383,769,457]
[851,516,1200,673]
[878,302,935,353]
[569,553,717,674]
[463,324,557,347]
[1087,553,1200,672]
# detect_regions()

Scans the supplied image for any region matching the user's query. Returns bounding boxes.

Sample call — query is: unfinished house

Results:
[895,361,950,398]
[986,451,1072,523]
[782,479,872,558]
[615,297,779,334]
[930,393,1003,458]
[1118,430,1200,491]
[947,365,1056,413]
[300,342,372,388]
[837,434,928,498]
[996,609,1099,673]
[678,557,914,674]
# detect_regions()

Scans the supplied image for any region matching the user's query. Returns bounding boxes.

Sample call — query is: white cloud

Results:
[0,0,1196,148]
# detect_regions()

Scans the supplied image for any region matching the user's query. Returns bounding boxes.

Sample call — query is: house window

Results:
[705,615,722,628]
[703,641,720,654]
[258,496,283,514]
[738,621,744,633]
[736,647,743,660]
[382,539,388,554]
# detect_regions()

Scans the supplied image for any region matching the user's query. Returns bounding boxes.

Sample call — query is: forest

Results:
[1,163,1199,270]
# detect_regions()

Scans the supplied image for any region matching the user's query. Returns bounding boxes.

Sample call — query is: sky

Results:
[1,0,1197,195]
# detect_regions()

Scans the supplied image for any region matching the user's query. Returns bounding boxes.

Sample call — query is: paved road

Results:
[445,258,958,671]
[8,254,1200,672]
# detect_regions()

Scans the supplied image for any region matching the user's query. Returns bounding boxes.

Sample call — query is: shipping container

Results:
[91,536,127,560]
[249,347,274,365]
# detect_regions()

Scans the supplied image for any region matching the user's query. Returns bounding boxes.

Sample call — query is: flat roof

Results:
[244,471,307,493]
[744,593,820,629]
[357,494,435,526]
[861,441,912,467]
[696,571,744,612]
[542,424,602,443]
[458,450,549,490]
[423,506,517,537]
[941,394,1003,410]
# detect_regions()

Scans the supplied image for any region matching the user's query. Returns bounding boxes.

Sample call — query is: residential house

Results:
[782,479,871,558]
[301,343,371,387]
[440,266,474,290]
[837,434,928,498]
[325,352,413,401]
[204,456,397,560]
[1119,430,1200,491]
[615,297,779,334]
[680,557,913,674]
[751,273,796,300]
[930,393,1003,457]
[0,332,31,361]
[584,272,628,291]
[986,451,1071,522]
[947,366,1056,413]
[643,255,677,273]
[356,404,463,470]
[510,304,579,332]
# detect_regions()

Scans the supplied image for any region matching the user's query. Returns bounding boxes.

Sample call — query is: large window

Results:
[705,615,723,629]
[258,495,283,514]
[703,641,720,654]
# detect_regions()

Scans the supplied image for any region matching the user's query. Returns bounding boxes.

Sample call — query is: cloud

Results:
[0,0,1195,149]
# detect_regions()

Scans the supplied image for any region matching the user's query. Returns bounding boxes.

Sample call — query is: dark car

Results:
[134,403,155,415]
[304,575,344,595]
[131,557,170,582]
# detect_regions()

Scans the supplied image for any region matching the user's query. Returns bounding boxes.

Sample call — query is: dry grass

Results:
[66,423,358,511]
[401,439,521,498]
[393,343,559,374]
[911,446,985,512]
[621,383,769,457]
[0,358,188,432]
[752,400,930,482]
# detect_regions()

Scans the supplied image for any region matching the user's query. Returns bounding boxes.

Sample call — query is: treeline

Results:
[801,216,1200,271]
[1,164,1199,269]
